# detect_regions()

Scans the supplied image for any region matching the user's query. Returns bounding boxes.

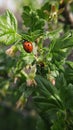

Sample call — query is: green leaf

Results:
[34,74,73,129]
[0,10,20,45]
[22,6,45,32]
[33,96,63,112]
[64,63,73,84]
[37,2,51,20]
[34,75,63,111]
[51,114,65,130]
[56,74,73,110]
[49,32,73,68]
[35,75,58,96]
[53,32,73,51]
[22,30,43,41]
[19,83,34,98]
[65,84,73,109]
[66,61,73,69]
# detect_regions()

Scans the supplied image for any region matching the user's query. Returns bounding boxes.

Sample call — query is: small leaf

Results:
[35,75,58,96]
[22,6,45,32]
[22,30,43,42]
[53,32,73,50]
[66,61,73,69]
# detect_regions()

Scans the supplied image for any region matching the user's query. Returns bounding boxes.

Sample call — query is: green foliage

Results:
[0,1,73,130]
[22,6,45,32]
[34,75,73,130]
[0,10,21,45]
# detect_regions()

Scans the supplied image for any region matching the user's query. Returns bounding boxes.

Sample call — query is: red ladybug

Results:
[23,41,33,53]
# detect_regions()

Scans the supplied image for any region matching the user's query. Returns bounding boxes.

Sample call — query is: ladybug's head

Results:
[22,39,27,44]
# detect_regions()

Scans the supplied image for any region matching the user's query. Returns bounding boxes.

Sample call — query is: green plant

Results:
[0,0,73,130]
[34,74,73,130]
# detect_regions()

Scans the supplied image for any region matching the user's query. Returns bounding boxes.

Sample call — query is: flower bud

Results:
[6,45,18,57]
